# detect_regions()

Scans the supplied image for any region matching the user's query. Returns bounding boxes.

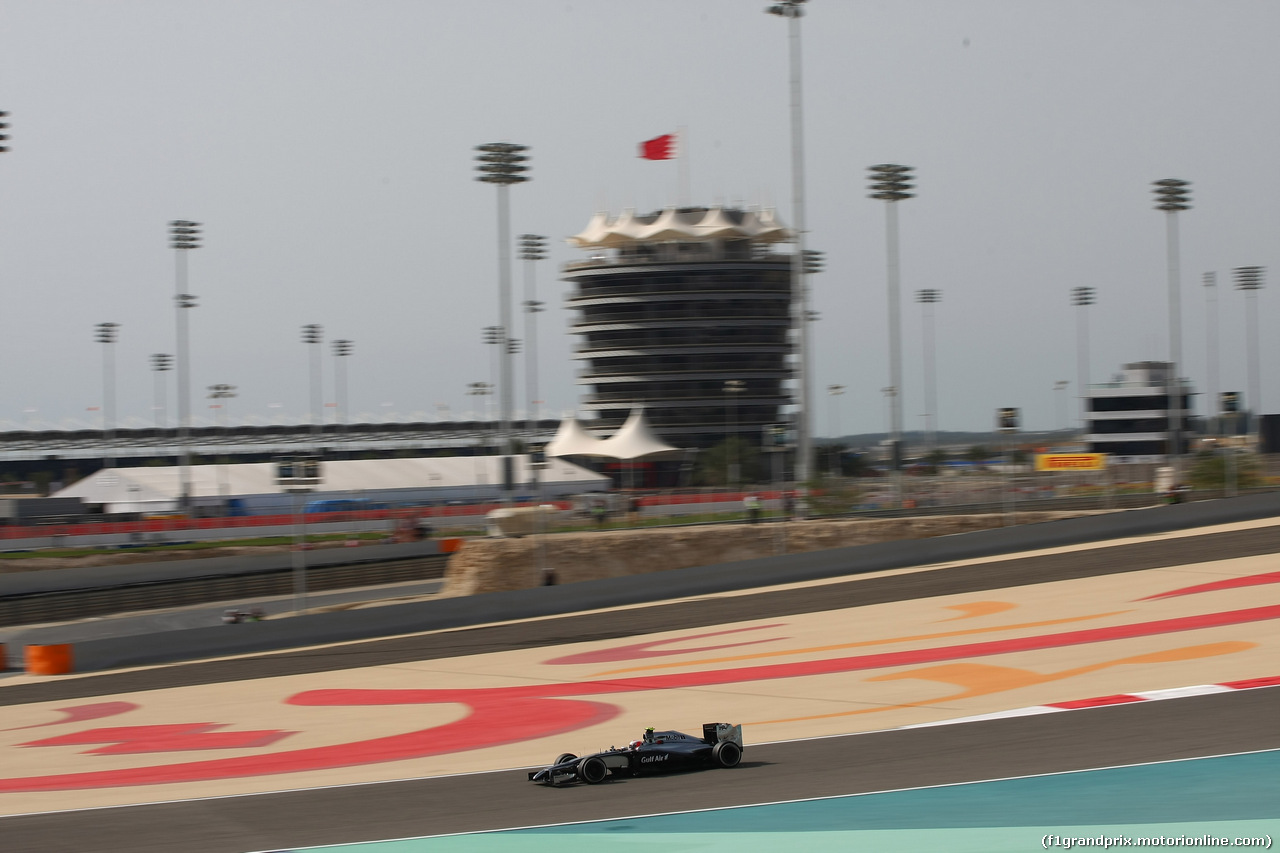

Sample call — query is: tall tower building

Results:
[563,206,795,450]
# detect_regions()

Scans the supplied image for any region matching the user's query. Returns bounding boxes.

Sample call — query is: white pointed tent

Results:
[543,416,611,458]
[545,409,680,461]
[544,409,682,491]
[597,408,680,460]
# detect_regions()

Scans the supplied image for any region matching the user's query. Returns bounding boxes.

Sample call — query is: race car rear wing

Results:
[703,722,743,747]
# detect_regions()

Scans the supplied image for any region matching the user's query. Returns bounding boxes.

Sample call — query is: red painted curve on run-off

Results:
[2,604,1278,792]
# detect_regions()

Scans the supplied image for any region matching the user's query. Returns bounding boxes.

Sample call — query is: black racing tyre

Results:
[576,755,609,784]
[554,753,577,766]
[712,741,742,768]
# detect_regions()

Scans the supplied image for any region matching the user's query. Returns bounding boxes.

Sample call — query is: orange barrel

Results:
[0,643,7,671]
[25,644,74,675]
[438,537,464,554]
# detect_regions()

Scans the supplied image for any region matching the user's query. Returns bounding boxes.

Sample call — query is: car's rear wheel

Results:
[712,741,742,768]
[554,753,577,766]
[577,755,609,784]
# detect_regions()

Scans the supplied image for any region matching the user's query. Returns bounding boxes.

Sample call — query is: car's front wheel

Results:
[554,753,577,766]
[576,755,609,784]
[712,741,742,768]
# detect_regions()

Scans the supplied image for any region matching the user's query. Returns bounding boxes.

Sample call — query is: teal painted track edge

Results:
[276,748,1280,852]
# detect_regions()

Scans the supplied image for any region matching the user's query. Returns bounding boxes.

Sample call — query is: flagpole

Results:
[678,126,690,207]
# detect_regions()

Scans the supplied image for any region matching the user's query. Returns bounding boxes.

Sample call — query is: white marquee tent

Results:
[543,416,604,459]
[544,409,681,461]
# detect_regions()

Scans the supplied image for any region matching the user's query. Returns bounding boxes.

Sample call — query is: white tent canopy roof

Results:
[597,408,681,461]
[568,205,792,249]
[545,409,681,461]
[544,416,610,458]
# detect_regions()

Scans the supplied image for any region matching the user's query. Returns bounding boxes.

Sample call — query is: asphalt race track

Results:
[2,522,1279,852]
[3,689,1278,853]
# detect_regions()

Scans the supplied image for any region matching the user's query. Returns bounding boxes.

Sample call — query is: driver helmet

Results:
[643,727,655,743]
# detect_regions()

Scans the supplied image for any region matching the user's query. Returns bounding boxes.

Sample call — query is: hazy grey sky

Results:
[1,0,1276,436]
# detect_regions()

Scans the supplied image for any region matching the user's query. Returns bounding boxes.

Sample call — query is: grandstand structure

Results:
[0,419,562,475]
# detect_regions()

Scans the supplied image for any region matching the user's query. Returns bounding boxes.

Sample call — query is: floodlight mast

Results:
[766,0,812,485]
[1233,266,1265,432]
[95,322,120,471]
[869,163,915,507]
[1071,286,1096,431]
[916,288,941,450]
[169,219,201,510]
[332,339,353,439]
[475,143,530,504]
[1152,178,1191,476]
[151,353,173,430]
[301,324,324,440]
[520,234,547,448]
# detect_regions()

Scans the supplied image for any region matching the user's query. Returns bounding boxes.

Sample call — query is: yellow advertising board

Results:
[1034,453,1107,471]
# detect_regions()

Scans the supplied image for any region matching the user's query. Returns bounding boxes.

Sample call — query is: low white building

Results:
[1085,361,1194,463]
[55,455,609,515]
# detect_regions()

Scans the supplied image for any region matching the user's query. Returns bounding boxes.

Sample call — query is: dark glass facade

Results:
[563,241,793,450]
[1084,362,1194,459]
